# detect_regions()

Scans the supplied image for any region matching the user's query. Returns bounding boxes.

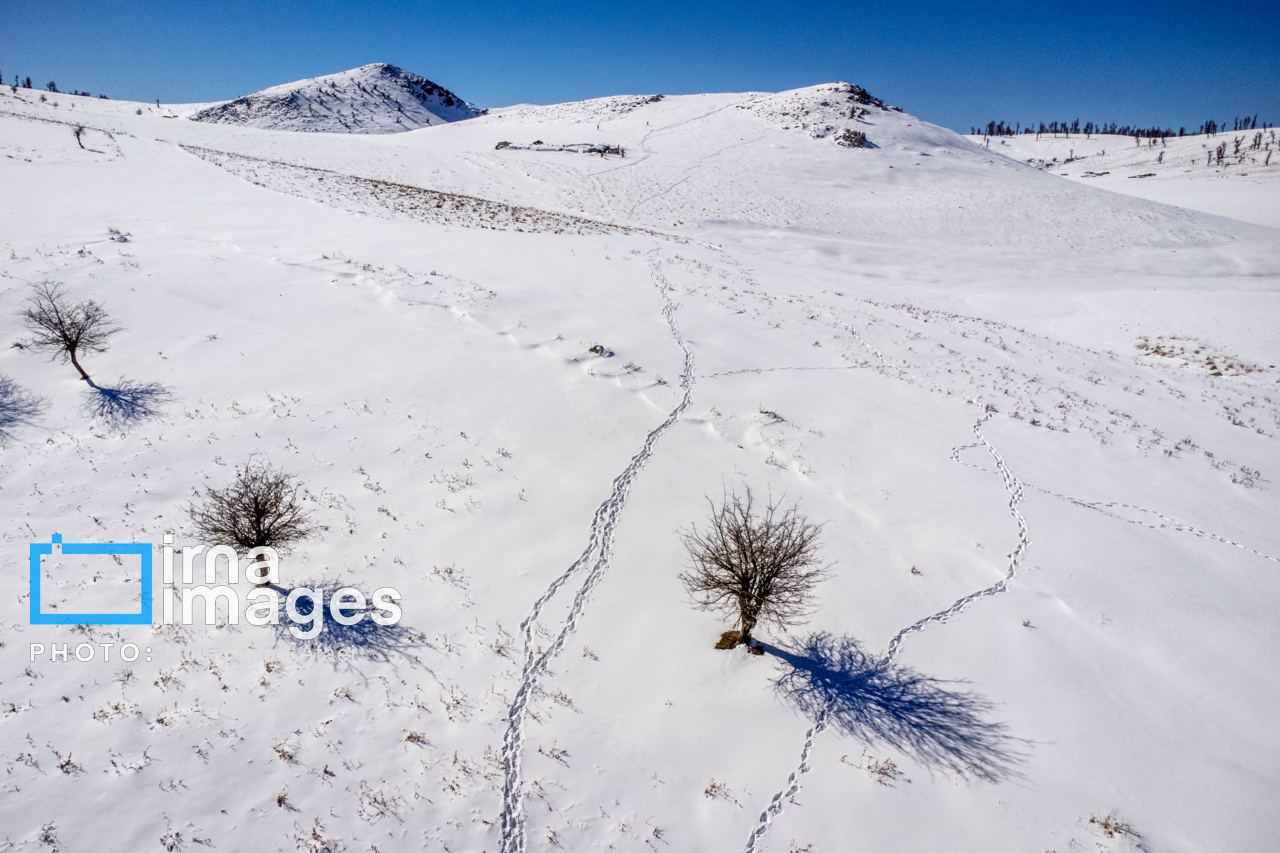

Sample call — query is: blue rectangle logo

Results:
[29,534,153,625]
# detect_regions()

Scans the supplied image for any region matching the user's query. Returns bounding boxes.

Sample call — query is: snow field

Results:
[0,77,1277,852]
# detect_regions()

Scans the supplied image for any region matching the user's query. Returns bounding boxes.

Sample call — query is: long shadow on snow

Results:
[764,632,1026,780]
[84,377,173,429]
[0,376,44,442]
[269,580,432,674]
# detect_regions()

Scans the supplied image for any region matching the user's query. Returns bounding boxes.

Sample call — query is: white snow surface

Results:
[1,78,1279,853]
[187,63,484,133]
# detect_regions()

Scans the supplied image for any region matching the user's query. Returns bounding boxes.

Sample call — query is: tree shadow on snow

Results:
[83,377,173,428]
[0,376,44,442]
[270,580,432,673]
[763,632,1027,781]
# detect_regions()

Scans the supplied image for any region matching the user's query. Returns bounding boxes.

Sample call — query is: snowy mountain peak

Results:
[189,63,484,134]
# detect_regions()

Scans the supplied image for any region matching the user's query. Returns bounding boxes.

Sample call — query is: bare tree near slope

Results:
[187,460,317,585]
[21,281,119,382]
[680,487,828,651]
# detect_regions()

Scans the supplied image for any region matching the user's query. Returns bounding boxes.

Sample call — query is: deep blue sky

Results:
[3,0,1276,131]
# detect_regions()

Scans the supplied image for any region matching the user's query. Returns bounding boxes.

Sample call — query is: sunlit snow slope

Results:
[1,78,1278,853]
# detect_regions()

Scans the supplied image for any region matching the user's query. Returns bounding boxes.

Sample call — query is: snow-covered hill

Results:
[0,78,1278,853]
[187,63,484,133]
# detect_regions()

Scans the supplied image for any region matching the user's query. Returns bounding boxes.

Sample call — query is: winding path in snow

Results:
[498,257,695,853]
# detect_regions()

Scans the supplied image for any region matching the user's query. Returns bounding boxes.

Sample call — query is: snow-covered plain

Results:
[1,74,1278,853]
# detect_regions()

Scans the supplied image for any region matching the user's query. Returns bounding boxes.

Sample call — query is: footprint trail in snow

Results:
[498,258,695,853]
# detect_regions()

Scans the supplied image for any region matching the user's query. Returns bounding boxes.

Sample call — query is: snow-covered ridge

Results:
[188,63,484,134]
[180,143,636,235]
[488,82,912,148]
[489,93,667,125]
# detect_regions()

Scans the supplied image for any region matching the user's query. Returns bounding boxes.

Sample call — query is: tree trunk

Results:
[738,608,757,649]
[67,348,90,381]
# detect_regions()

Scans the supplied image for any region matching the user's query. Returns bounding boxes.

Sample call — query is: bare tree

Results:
[73,125,85,148]
[187,460,317,582]
[679,488,828,651]
[21,282,120,382]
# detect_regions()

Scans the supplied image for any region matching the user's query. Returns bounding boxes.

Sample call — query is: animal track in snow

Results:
[950,442,1280,563]
[498,256,695,853]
